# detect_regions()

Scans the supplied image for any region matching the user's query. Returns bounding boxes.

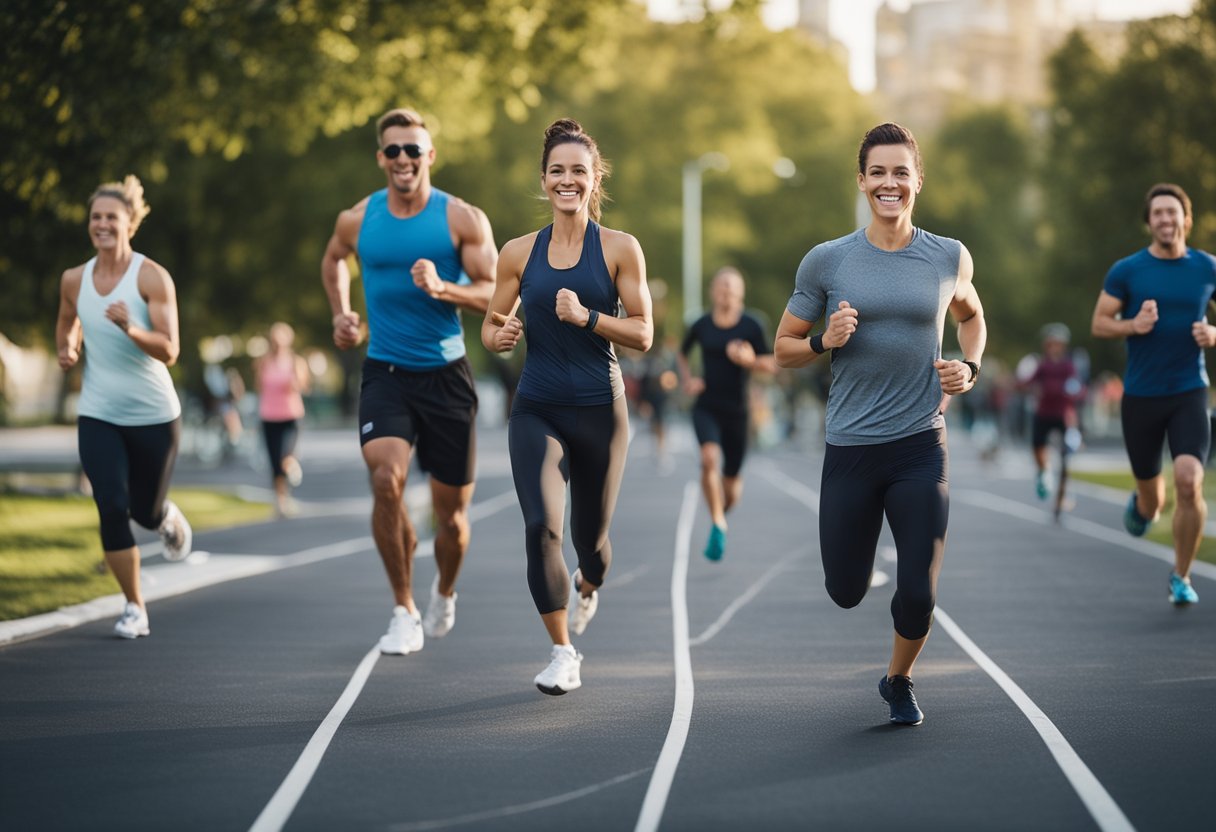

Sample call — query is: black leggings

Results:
[819,428,948,640]
[508,395,629,614]
[262,419,299,479]
[78,416,180,552]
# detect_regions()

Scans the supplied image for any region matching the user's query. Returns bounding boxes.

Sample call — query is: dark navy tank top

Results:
[515,222,624,406]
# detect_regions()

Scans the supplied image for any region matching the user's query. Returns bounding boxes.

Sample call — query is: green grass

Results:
[1071,469,1216,564]
[0,489,272,621]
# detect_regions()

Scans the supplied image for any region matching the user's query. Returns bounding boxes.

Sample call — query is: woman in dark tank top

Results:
[482,118,654,696]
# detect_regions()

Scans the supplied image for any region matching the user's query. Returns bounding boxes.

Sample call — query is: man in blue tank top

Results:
[322,107,498,654]
[1092,183,1216,606]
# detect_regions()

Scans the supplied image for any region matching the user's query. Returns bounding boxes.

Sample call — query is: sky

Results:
[648,0,1198,92]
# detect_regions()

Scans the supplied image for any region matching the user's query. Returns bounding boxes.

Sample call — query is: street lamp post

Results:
[682,152,729,324]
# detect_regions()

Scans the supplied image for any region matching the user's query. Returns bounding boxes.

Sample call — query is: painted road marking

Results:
[633,481,698,832]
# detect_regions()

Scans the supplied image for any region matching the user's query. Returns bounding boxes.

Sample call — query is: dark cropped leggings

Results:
[508,395,629,614]
[262,419,299,479]
[819,428,949,641]
[78,416,180,552]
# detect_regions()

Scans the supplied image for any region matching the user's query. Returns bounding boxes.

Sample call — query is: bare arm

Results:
[556,229,653,352]
[934,245,984,395]
[55,269,83,370]
[321,204,366,350]
[774,310,817,368]
[111,259,179,366]
[482,236,527,354]
[294,354,312,394]
[417,201,496,313]
[1092,291,1157,339]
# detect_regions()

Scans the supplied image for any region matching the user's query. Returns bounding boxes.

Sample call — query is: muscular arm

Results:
[951,245,986,364]
[55,269,83,370]
[435,202,497,313]
[592,231,653,352]
[774,310,818,368]
[321,204,366,349]
[1091,291,1155,339]
[482,236,526,353]
[127,261,181,366]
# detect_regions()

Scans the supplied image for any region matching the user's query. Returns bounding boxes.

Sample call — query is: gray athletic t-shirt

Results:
[787,227,962,446]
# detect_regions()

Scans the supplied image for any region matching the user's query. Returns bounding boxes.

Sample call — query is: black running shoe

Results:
[878,674,924,725]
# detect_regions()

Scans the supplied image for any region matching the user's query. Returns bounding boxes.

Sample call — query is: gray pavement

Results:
[1,421,1213,831]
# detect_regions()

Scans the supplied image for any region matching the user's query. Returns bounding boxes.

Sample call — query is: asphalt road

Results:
[1,422,1213,831]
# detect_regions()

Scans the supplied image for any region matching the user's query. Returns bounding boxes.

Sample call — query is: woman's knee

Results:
[825,577,867,610]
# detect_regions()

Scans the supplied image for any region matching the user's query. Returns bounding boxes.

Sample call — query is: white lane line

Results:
[388,768,651,831]
[605,563,653,590]
[633,481,699,832]
[689,549,802,647]
[756,463,820,512]
[246,489,517,832]
[934,608,1136,832]
[768,471,1136,832]
[248,647,382,832]
[955,489,1216,582]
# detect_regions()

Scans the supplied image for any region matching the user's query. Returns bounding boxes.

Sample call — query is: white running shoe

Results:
[378,606,424,655]
[534,644,582,695]
[568,570,598,636]
[114,602,149,639]
[158,500,192,562]
[422,576,457,638]
[284,457,303,488]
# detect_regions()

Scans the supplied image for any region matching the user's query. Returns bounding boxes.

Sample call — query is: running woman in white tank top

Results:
[55,175,193,640]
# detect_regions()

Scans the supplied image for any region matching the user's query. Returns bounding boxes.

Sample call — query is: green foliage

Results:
[915,106,1043,359]
[1041,4,1216,374]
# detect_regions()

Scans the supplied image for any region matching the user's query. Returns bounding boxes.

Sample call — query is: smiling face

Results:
[1147,194,1191,251]
[858,143,922,223]
[543,141,598,218]
[88,195,134,251]
[377,124,435,197]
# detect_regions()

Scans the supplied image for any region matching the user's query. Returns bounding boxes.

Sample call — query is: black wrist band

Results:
[585,309,600,331]
[963,360,980,383]
[810,333,826,354]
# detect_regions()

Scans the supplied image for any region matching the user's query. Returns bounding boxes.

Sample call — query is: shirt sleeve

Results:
[747,316,772,356]
[680,318,700,356]
[786,244,830,323]
[1102,259,1129,305]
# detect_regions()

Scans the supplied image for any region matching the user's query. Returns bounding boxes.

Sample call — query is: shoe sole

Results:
[379,641,423,655]
[115,629,149,639]
[535,681,580,695]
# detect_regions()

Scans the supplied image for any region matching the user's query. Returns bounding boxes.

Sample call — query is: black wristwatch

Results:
[963,360,980,384]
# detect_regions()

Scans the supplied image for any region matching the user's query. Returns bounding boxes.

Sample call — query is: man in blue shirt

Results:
[322,107,498,652]
[1092,183,1216,605]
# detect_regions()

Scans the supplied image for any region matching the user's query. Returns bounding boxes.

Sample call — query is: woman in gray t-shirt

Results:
[775,123,987,726]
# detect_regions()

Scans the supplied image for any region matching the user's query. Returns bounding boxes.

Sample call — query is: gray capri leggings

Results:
[508,394,629,614]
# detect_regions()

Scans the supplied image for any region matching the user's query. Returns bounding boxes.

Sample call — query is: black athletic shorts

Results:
[1120,387,1210,480]
[358,356,478,486]
[692,404,748,478]
[1031,414,1066,450]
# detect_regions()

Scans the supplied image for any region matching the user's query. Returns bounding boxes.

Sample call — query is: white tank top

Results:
[75,253,181,425]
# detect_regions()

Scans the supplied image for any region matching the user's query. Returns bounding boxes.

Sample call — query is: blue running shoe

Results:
[879,675,924,726]
[1169,572,1199,605]
[1123,492,1152,537]
[703,524,726,562]
[1035,471,1050,501]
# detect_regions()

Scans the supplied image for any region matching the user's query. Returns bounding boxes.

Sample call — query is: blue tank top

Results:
[516,223,624,406]
[357,188,466,369]
[1104,247,1216,397]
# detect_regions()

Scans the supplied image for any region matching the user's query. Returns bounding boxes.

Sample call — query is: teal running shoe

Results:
[703,524,726,561]
[1169,571,1199,605]
[879,674,924,726]
[1123,492,1152,537]
[1035,470,1050,501]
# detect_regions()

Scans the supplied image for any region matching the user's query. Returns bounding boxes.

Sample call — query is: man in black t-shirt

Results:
[678,267,777,561]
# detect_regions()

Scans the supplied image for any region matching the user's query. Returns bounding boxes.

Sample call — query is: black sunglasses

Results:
[381,143,425,160]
